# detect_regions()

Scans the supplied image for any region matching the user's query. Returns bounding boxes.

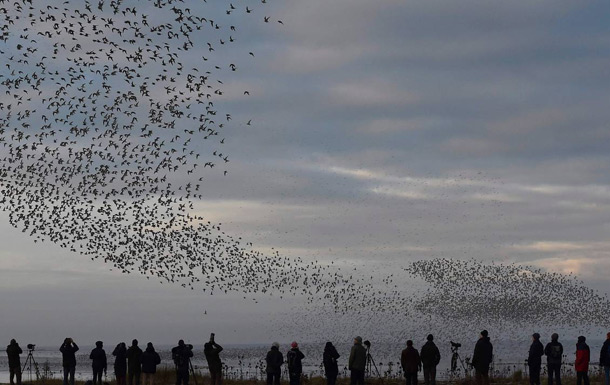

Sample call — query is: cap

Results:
[291,341,298,348]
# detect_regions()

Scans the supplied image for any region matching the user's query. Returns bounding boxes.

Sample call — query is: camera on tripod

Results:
[450,341,461,349]
[27,344,36,351]
[363,340,371,348]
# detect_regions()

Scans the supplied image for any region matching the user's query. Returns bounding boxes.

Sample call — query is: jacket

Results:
[348,343,367,371]
[600,339,610,367]
[286,348,305,374]
[401,346,421,373]
[472,337,493,372]
[528,340,544,367]
[127,345,143,372]
[60,342,80,368]
[204,343,223,371]
[90,347,108,371]
[6,343,22,368]
[141,348,161,374]
[545,341,563,365]
[323,344,340,375]
[420,341,440,367]
[575,342,590,372]
[265,346,284,374]
[113,344,127,375]
[172,344,194,371]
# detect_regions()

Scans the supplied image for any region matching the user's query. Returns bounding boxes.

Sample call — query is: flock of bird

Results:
[1,0,609,339]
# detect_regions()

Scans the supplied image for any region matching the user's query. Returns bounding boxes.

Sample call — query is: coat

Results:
[323,344,340,376]
[472,337,493,373]
[6,343,22,368]
[172,345,194,371]
[348,343,367,371]
[287,348,305,374]
[420,341,440,367]
[575,342,590,372]
[141,348,161,374]
[204,343,223,372]
[90,347,108,371]
[544,341,563,365]
[113,345,127,376]
[600,339,610,367]
[60,343,79,368]
[127,345,143,372]
[401,346,421,374]
[265,347,284,374]
[528,340,544,368]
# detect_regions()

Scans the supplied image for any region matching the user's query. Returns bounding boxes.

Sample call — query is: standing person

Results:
[575,336,590,385]
[471,330,493,385]
[172,340,194,385]
[401,340,421,385]
[60,338,79,385]
[265,342,284,385]
[90,341,108,385]
[127,339,143,385]
[600,333,610,385]
[528,333,544,385]
[544,333,563,385]
[6,339,23,385]
[323,342,340,385]
[141,342,161,385]
[348,336,366,385]
[113,342,128,385]
[204,334,224,385]
[420,335,440,385]
[286,341,305,385]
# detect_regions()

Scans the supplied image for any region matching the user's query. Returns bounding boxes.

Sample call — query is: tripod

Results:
[189,358,198,385]
[22,349,40,383]
[365,345,381,378]
[450,344,468,375]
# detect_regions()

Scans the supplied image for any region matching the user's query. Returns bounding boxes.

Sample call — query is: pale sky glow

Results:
[1,0,610,345]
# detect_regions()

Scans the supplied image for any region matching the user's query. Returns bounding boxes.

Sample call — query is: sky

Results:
[1,0,610,346]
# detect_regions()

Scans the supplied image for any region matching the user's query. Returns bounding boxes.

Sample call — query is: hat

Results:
[407,340,413,346]
[532,333,540,340]
[147,342,154,349]
[427,334,434,341]
[291,341,298,348]
[272,342,280,348]
[355,336,363,344]
[480,330,488,338]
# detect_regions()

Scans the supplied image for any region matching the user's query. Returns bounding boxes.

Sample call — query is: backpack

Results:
[550,345,562,359]
[287,350,297,370]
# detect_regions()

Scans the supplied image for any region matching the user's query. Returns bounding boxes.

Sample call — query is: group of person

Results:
[6,332,610,385]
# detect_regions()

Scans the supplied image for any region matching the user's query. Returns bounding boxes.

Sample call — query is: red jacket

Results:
[575,343,590,372]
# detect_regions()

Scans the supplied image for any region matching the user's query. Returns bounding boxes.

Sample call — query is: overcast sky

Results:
[1,0,610,346]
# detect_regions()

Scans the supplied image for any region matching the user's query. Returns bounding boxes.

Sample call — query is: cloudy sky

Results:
[1,0,610,346]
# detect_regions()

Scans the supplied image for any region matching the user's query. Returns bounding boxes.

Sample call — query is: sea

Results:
[0,340,603,384]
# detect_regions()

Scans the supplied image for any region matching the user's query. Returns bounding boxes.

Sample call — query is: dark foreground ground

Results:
[2,369,606,385]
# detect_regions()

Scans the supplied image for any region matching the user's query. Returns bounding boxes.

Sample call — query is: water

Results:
[0,340,603,383]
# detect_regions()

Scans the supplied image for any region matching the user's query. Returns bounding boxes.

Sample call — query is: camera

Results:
[450,341,461,348]
[27,344,36,350]
[363,340,371,348]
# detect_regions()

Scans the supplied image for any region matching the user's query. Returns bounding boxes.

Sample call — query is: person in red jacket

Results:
[575,336,590,385]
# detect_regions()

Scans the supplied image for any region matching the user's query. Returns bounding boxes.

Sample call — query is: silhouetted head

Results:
[178,340,185,347]
[407,340,413,347]
[578,336,586,343]
[204,342,212,351]
[291,341,298,349]
[325,342,334,350]
[427,334,434,341]
[272,342,280,349]
[132,339,138,347]
[607,332,610,340]
[480,330,488,338]
[96,341,103,348]
[354,336,362,345]
[532,333,540,340]
[64,338,71,345]
[147,342,154,351]
[10,339,17,345]
[551,333,559,341]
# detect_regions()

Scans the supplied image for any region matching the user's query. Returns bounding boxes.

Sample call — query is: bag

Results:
[287,351,296,371]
